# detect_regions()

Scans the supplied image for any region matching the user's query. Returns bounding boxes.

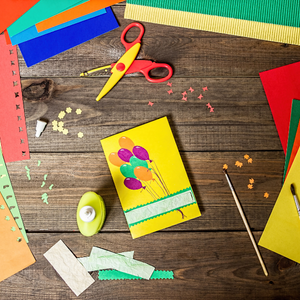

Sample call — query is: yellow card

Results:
[101,117,201,238]
[259,149,300,263]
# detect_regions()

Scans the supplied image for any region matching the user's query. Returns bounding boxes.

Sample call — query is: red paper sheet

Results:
[286,121,300,177]
[0,0,39,34]
[260,62,300,154]
[0,34,30,162]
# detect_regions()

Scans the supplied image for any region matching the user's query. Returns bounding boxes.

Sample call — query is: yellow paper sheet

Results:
[259,149,300,263]
[101,117,201,238]
[125,4,300,46]
[0,193,35,282]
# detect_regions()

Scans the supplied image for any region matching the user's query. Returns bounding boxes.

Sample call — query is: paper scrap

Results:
[0,151,28,242]
[148,101,154,106]
[244,154,250,160]
[259,148,300,264]
[202,86,208,91]
[248,158,253,163]
[49,184,54,190]
[58,111,66,119]
[44,240,94,296]
[98,270,174,280]
[25,166,31,180]
[78,247,155,280]
[41,193,48,204]
[189,87,194,93]
[167,82,172,87]
[167,89,173,95]
[249,178,254,184]
[235,161,243,168]
[0,34,30,163]
[18,8,119,67]
[66,107,72,113]
[76,109,82,115]
[198,94,203,100]
[78,132,84,138]
[37,160,41,166]
[223,164,228,170]
[182,91,187,96]
[247,184,253,190]
[0,193,35,282]
[182,96,187,101]
[264,192,269,198]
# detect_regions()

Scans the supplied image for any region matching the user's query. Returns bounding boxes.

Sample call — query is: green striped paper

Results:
[127,0,300,27]
[98,270,174,280]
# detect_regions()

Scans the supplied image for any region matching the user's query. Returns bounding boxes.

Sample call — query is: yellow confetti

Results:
[244,154,250,160]
[249,178,254,184]
[52,125,58,131]
[66,107,72,113]
[58,111,66,119]
[247,184,253,190]
[78,132,84,138]
[57,126,63,133]
[264,192,269,198]
[63,129,68,135]
[235,161,243,168]
[58,121,64,127]
[76,108,82,115]
[248,158,253,164]
[223,164,228,170]
[52,120,58,126]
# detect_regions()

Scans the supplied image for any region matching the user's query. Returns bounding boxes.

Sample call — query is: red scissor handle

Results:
[120,22,145,52]
[139,62,173,83]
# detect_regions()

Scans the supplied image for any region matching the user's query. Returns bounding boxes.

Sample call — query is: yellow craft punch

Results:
[76,191,106,237]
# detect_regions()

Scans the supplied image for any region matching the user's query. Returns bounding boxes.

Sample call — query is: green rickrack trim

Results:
[128,202,196,228]
[98,270,174,280]
[124,187,195,213]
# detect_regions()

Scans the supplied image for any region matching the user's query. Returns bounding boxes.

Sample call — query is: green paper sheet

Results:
[0,150,28,242]
[78,247,154,280]
[283,99,300,179]
[127,0,300,27]
[98,270,174,280]
[7,0,89,37]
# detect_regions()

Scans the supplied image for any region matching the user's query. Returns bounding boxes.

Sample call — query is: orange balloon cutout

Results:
[109,152,124,167]
[119,136,135,151]
[134,166,153,181]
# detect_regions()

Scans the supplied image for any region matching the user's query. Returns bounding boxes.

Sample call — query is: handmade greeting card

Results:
[101,117,201,239]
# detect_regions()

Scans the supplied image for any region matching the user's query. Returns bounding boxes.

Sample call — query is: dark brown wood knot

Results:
[277,256,296,272]
[22,78,55,103]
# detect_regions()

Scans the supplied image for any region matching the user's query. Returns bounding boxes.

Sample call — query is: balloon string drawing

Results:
[108,136,185,219]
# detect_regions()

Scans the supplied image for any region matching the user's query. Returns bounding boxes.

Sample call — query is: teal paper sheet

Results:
[127,0,300,27]
[0,150,28,242]
[7,0,89,37]
[98,270,174,280]
[78,247,155,279]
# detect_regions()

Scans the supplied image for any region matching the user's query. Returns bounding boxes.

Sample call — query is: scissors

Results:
[80,22,173,101]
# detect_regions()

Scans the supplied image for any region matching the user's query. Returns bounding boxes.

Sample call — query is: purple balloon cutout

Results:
[118,148,133,163]
[124,177,145,190]
[133,146,152,162]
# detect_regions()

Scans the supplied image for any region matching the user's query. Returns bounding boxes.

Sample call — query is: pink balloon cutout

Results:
[132,146,152,162]
[118,148,133,163]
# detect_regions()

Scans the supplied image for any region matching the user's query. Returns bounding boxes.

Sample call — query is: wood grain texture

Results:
[2,1,298,298]
[0,232,299,300]
[6,151,283,232]
[22,77,281,153]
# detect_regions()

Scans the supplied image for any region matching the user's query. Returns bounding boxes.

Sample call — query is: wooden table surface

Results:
[1,2,300,299]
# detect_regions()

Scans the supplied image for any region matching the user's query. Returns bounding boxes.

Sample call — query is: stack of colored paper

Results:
[1,0,123,66]
[259,62,300,263]
[124,0,300,45]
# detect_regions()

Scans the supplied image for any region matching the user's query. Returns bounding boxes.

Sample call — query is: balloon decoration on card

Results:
[108,136,170,199]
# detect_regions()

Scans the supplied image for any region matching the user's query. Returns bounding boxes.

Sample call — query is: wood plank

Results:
[17,5,300,78]
[7,151,284,232]
[0,232,298,299]
[22,77,281,152]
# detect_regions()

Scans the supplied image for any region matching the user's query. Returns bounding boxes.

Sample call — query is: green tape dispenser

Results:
[76,191,106,237]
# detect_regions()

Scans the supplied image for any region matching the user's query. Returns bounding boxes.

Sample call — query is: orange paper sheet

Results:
[0,193,35,282]
[36,0,123,32]
[286,121,300,177]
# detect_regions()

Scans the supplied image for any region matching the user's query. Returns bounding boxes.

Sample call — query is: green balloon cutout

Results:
[130,156,148,169]
[120,164,136,178]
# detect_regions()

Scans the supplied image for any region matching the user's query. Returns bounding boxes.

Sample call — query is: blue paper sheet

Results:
[10,8,106,46]
[18,7,119,67]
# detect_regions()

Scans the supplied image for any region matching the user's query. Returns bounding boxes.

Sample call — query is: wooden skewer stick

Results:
[223,168,268,277]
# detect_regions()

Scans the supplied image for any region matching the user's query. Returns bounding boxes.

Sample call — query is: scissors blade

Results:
[96,43,141,101]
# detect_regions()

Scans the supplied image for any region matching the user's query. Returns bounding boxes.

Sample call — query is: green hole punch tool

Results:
[76,191,106,237]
